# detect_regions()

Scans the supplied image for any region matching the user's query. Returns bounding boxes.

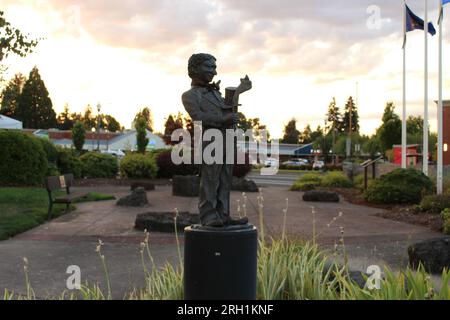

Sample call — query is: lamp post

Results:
[96,103,101,151]
[91,127,95,150]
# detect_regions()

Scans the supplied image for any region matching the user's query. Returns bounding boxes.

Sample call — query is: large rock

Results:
[232,177,258,192]
[172,175,200,197]
[408,237,450,274]
[130,181,155,191]
[303,190,340,202]
[116,187,148,207]
[135,211,200,233]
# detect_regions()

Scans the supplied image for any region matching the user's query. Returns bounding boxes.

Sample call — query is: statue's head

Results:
[188,53,217,84]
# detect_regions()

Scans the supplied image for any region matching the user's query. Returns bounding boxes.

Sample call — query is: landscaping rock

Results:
[408,237,450,274]
[135,211,200,232]
[172,175,200,197]
[116,187,148,207]
[232,177,258,192]
[303,190,339,202]
[130,181,155,191]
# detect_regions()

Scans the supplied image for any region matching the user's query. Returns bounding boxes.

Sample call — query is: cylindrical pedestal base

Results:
[184,225,258,300]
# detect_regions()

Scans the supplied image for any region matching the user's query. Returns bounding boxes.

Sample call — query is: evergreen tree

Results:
[163,113,184,145]
[0,73,26,118]
[133,107,154,132]
[281,118,300,144]
[135,117,148,154]
[72,120,85,153]
[300,124,312,144]
[16,67,56,129]
[325,97,343,133]
[56,104,74,130]
[342,96,359,133]
[377,102,401,153]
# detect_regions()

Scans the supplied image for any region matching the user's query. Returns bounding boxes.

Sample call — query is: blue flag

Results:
[443,0,450,5]
[406,5,436,36]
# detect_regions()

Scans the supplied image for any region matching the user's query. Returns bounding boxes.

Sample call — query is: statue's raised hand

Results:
[236,75,252,94]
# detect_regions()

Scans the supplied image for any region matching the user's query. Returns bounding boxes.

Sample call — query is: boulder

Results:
[408,237,450,274]
[172,175,200,197]
[116,187,148,207]
[135,211,200,233]
[232,177,258,192]
[303,190,339,202]
[130,181,155,191]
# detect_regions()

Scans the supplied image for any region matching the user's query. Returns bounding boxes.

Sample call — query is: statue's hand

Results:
[236,75,252,94]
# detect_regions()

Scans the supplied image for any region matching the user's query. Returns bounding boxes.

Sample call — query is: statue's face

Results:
[195,58,217,84]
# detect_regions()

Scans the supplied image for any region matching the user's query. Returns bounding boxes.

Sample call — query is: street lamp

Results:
[96,103,101,151]
[91,127,95,150]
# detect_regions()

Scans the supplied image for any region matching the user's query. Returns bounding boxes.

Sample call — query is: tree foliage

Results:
[342,96,359,133]
[72,120,85,153]
[281,118,300,144]
[16,67,56,129]
[377,102,401,153]
[133,107,154,132]
[135,116,149,154]
[163,113,184,145]
[0,73,26,118]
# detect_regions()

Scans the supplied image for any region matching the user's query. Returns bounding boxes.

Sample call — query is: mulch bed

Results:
[326,187,444,233]
[73,178,171,187]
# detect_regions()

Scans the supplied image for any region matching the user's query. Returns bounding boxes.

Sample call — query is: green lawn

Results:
[0,188,115,241]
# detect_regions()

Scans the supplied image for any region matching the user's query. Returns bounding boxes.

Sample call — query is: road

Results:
[247,170,302,187]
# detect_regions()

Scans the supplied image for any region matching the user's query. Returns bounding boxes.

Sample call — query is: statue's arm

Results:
[182,91,225,128]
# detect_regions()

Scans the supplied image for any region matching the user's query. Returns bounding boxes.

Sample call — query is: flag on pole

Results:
[439,0,450,24]
[405,5,436,35]
[443,0,450,5]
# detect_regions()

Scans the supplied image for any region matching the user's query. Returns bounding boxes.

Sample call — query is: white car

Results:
[312,160,325,170]
[282,158,309,167]
[101,149,126,157]
[264,157,279,167]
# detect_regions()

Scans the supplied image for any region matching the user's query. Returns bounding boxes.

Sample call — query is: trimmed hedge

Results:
[364,168,432,204]
[80,152,118,178]
[56,147,82,178]
[321,172,353,188]
[120,153,158,179]
[156,150,200,178]
[0,130,47,185]
[418,194,450,214]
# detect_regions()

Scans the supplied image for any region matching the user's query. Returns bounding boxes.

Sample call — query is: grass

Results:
[0,188,115,240]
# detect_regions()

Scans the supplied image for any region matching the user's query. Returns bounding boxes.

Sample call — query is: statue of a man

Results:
[182,53,252,227]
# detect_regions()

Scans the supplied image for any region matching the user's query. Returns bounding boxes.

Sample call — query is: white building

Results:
[0,115,23,129]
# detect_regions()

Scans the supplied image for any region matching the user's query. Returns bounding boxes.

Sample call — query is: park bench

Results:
[45,174,86,220]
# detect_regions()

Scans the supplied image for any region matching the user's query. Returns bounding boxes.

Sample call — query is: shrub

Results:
[80,152,118,178]
[156,150,200,178]
[36,138,58,163]
[354,174,374,190]
[46,162,60,176]
[321,172,353,188]
[290,181,319,191]
[364,168,433,204]
[324,164,343,171]
[120,153,158,179]
[418,194,450,213]
[299,173,323,184]
[0,130,47,185]
[72,121,86,153]
[56,147,82,178]
[441,208,450,235]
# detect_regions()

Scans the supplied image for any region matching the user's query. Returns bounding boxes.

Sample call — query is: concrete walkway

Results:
[0,185,444,298]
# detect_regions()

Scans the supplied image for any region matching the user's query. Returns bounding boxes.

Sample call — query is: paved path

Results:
[0,185,444,298]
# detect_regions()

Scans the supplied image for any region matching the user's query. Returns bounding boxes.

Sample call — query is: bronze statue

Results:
[182,53,252,227]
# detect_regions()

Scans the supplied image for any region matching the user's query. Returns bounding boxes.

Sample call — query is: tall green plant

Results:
[135,117,148,154]
[72,121,85,153]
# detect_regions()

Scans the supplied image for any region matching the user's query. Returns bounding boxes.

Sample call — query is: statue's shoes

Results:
[223,216,249,226]
[202,215,224,227]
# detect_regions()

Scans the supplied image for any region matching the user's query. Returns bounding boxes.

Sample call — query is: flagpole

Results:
[438,0,444,194]
[402,1,407,169]
[424,0,429,176]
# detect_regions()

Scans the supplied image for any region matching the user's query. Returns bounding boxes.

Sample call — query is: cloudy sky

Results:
[2,0,450,138]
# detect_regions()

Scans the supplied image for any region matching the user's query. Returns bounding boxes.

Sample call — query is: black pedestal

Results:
[184,225,258,300]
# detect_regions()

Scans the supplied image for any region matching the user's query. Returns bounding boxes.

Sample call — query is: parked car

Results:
[101,149,125,158]
[264,157,279,167]
[282,158,309,167]
[312,160,325,170]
